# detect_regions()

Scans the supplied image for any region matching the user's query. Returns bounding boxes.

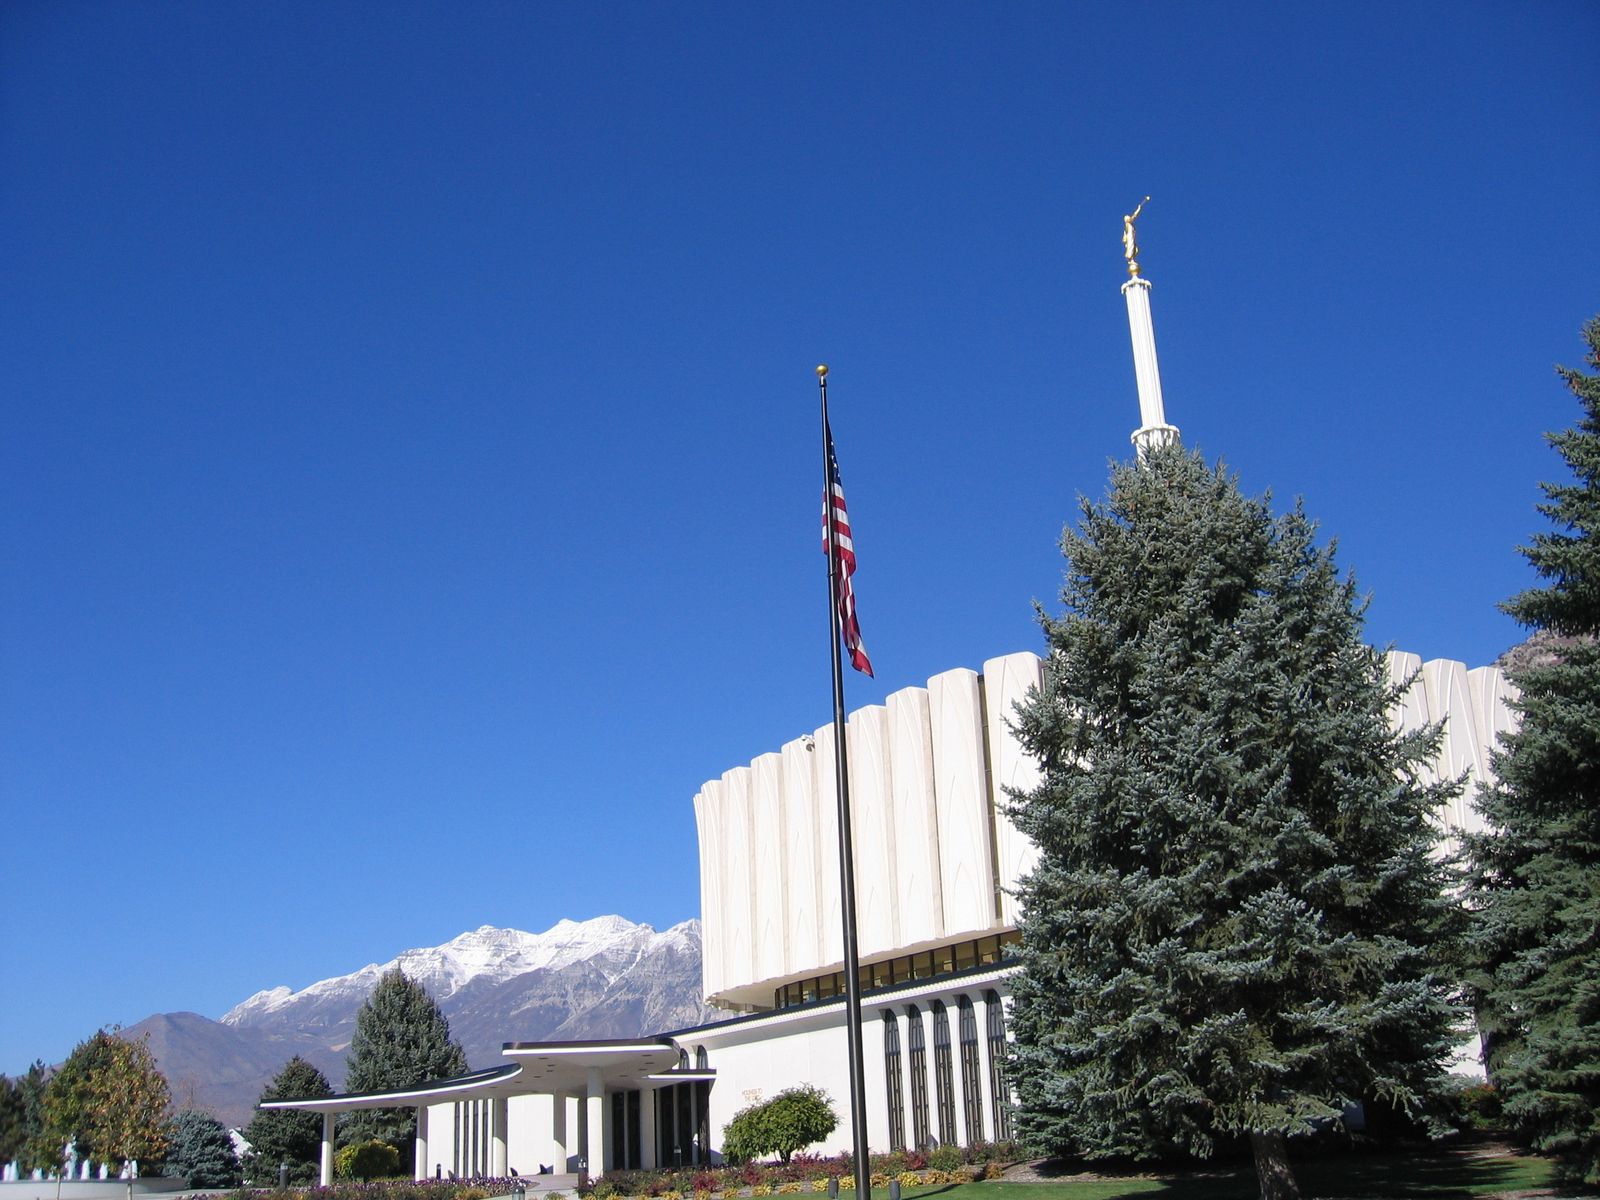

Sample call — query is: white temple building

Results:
[264,646,1515,1183]
[265,211,1517,1181]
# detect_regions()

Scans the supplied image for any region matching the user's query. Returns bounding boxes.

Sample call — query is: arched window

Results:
[678,1048,690,1070]
[957,995,984,1143]
[695,1046,709,1070]
[905,1005,930,1150]
[881,1011,905,1151]
[985,989,1012,1140]
[930,1001,956,1145]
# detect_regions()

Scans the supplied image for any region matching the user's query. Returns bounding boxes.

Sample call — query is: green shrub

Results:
[334,1138,402,1180]
[1447,1080,1505,1131]
[722,1086,839,1165]
[926,1144,962,1172]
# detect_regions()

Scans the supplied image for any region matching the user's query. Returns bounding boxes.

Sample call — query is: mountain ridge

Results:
[125,915,713,1129]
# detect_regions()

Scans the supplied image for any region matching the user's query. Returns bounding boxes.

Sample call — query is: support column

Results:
[491,1096,508,1178]
[319,1113,335,1187]
[638,1088,658,1170]
[585,1068,605,1180]
[415,1104,430,1181]
[550,1093,568,1174]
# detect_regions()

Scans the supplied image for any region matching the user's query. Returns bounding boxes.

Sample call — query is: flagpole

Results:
[817,364,873,1200]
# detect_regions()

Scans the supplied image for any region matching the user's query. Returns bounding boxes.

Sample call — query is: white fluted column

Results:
[320,1113,335,1186]
[491,1096,508,1177]
[550,1092,569,1173]
[585,1068,605,1179]
[415,1104,430,1181]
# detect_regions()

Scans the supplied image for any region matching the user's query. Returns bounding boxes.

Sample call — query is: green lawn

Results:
[891,1149,1558,1200]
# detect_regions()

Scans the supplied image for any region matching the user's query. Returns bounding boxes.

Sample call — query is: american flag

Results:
[823,418,873,677]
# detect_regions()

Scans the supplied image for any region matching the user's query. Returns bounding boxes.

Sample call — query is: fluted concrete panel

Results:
[849,705,899,958]
[751,753,788,983]
[695,784,725,1000]
[1386,651,1429,734]
[1422,659,1488,835]
[888,686,944,947]
[1468,666,1519,764]
[983,652,1044,923]
[927,667,998,937]
[780,735,823,977]
[813,721,844,968]
[721,767,757,994]
[694,646,1516,1009]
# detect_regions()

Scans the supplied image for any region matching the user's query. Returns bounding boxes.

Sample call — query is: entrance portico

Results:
[258,1042,714,1185]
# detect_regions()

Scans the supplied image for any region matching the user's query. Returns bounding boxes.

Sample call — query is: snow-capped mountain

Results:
[126,915,713,1129]
[223,916,690,1027]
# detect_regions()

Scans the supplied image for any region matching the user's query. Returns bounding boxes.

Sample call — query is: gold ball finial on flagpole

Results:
[816,364,829,379]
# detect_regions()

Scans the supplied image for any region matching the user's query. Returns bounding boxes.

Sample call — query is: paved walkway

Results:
[498,1177,579,1198]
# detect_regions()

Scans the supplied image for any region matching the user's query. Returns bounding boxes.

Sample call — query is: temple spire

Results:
[1121,197,1179,457]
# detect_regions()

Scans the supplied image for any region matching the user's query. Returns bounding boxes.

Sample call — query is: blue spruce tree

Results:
[1468,316,1600,1186]
[1007,445,1463,1200]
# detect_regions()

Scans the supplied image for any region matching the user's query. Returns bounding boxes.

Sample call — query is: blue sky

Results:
[2,1,1596,1077]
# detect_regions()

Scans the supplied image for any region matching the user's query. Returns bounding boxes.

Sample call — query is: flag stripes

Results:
[823,418,873,677]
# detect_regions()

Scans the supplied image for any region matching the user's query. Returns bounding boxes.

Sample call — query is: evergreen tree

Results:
[1467,317,1600,1186]
[0,1075,24,1164]
[242,1056,333,1185]
[14,1063,51,1175]
[339,969,468,1158]
[162,1110,241,1189]
[1007,446,1463,1200]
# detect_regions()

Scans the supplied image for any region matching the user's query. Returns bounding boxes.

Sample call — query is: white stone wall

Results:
[695,649,1516,1007]
[1385,651,1518,848]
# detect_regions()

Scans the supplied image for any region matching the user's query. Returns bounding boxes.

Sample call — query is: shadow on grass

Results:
[902,1146,1556,1199]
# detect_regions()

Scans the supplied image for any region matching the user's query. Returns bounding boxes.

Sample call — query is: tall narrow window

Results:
[957,994,984,1144]
[626,1089,642,1170]
[882,1011,906,1151]
[931,1001,956,1145]
[611,1092,627,1172]
[906,1005,930,1150]
[674,1083,693,1165]
[985,989,1013,1141]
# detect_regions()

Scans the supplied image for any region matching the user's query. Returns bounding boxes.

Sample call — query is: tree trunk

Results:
[1249,1130,1301,1200]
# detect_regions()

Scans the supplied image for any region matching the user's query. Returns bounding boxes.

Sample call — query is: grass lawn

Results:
[893,1147,1559,1199]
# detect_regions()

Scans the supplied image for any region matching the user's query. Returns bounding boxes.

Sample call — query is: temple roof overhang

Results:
[257,1039,706,1113]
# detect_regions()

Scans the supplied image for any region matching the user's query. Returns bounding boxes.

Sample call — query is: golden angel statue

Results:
[1122,196,1149,276]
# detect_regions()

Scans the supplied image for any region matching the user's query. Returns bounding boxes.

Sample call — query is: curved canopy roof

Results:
[257,1039,708,1112]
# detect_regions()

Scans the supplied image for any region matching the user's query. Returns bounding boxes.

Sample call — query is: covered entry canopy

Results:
[501,1039,685,1093]
[258,1040,714,1185]
[258,1064,530,1114]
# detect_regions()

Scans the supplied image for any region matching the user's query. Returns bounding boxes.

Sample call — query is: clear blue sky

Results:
[2,1,1596,1077]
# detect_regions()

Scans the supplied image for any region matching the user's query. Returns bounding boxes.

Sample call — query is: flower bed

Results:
[580,1144,1016,1198]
